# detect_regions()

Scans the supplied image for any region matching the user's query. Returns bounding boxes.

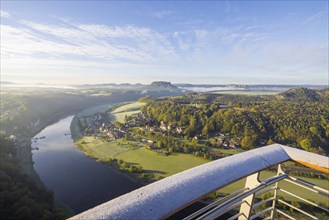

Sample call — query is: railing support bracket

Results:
[238,172,261,220]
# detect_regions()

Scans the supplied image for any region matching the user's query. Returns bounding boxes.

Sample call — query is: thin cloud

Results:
[224,1,239,13]
[307,9,328,22]
[152,10,172,19]
[1,7,327,85]
[0,10,11,18]
[1,15,179,68]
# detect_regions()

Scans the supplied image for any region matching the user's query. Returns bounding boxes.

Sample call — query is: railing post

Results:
[270,164,285,219]
[238,172,261,220]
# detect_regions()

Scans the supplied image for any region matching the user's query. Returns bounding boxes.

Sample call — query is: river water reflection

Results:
[32,116,140,214]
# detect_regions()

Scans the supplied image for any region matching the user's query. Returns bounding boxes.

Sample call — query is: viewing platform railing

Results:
[70,144,329,220]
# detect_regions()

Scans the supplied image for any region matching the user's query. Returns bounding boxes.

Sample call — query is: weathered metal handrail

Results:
[70,144,328,220]
[192,174,288,220]
[183,188,248,220]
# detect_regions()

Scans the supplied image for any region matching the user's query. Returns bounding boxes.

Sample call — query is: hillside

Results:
[138,88,329,153]
[276,88,323,102]
[145,81,179,90]
[0,81,16,85]
[317,88,329,100]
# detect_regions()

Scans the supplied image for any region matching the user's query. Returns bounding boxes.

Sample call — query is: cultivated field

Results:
[111,102,146,123]
[111,102,146,113]
[112,110,141,123]
[77,103,116,117]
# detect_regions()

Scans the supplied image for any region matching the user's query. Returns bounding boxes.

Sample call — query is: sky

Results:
[0,1,328,85]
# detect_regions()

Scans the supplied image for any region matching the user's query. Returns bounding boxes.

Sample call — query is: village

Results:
[75,108,245,160]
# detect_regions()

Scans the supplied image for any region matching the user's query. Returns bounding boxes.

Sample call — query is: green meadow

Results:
[111,102,146,123]
[76,135,328,205]
[116,147,209,177]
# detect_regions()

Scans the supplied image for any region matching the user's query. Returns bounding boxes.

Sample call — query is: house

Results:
[107,132,115,139]
[176,127,183,134]
[145,125,155,132]
[9,135,16,140]
[229,143,236,148]
[160,121,168,131]
[218,137,225,142]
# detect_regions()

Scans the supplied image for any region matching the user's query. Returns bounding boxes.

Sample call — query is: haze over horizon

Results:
[1,1,328,85]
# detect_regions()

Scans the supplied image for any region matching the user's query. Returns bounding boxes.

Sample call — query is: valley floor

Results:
[72,102,329,206]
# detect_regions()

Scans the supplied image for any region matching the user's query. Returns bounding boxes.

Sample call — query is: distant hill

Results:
[276,88,326,102]
[77,83,144,90]
[73,81,182,97]
[145,81,179,90]
[226,84,248,88]
[0,81,15,85]
[317,88,329,100]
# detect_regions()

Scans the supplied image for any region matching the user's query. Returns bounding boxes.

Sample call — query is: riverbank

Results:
[72,102,209,183]
[71,102,150,184]
[75,136,209,180]
[14,102,132,217]
[16,107,86,178]
[17,101,125,176]
[31,116,141,213]
[70,102,131,141]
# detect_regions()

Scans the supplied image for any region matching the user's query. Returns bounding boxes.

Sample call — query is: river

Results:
[31,116,141,214]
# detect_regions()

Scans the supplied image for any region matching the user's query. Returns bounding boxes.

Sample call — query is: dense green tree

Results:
[202,125,209,136]
[240,135,257,149]
[299,138,312,151]
[267,139,276,145]
[158,141,164,149]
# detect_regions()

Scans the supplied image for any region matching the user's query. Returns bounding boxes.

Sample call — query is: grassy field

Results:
[111,102,145,113]
[76,135,328,205]
[111,102,146,123]
[77,103,117,117]
[112,110,141,123]
[75,136,210,178]
[116,147,209,177]
[76,136,134,159]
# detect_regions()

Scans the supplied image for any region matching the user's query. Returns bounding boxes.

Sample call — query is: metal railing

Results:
[70,144,328,220]
[182,164,328,220]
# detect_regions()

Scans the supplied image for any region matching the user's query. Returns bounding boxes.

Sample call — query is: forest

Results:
[139,88,329,153]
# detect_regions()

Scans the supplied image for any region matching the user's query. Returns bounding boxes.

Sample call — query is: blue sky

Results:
[1,1,328,85]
